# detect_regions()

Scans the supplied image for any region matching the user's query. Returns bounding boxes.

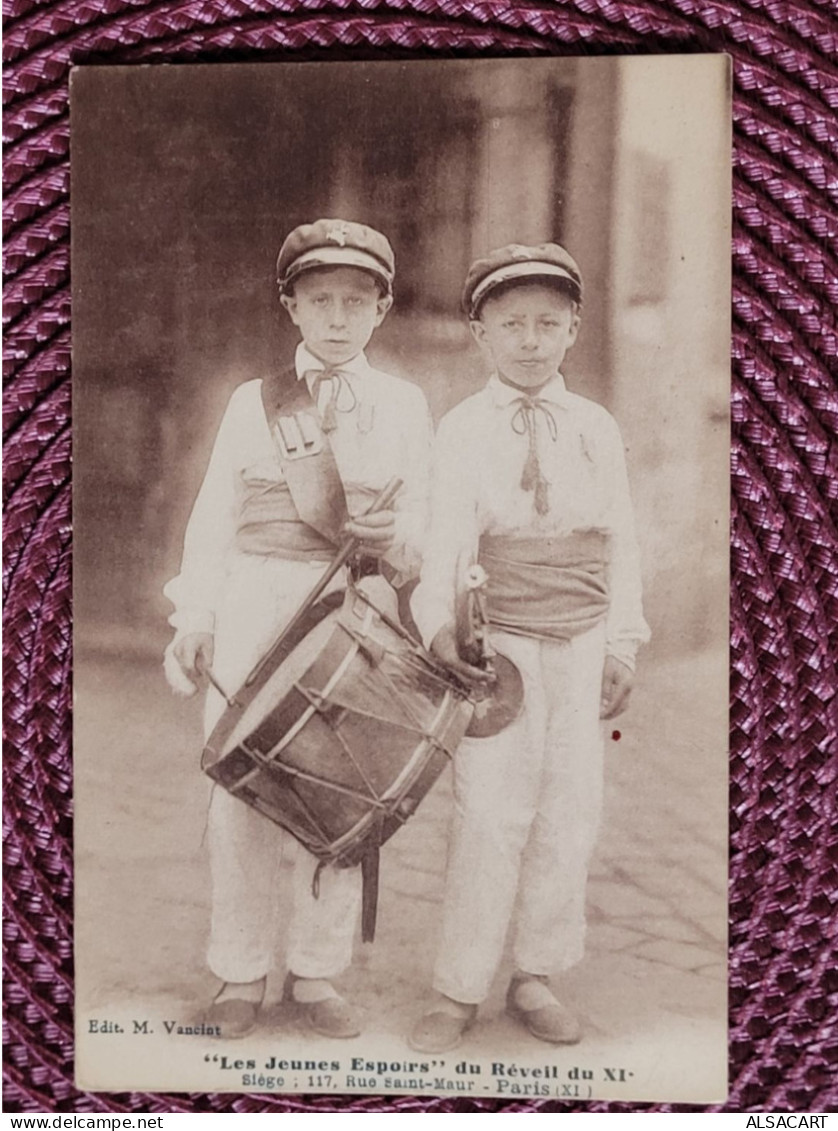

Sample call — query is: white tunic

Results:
[165,343,433,640]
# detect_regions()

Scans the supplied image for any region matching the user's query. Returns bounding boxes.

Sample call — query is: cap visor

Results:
[471,262,580,312]
[283,247,392,288]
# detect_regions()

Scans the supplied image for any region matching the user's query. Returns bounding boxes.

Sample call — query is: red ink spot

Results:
[611,730,621,742]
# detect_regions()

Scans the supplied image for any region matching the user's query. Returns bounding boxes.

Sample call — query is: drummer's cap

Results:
[463,242,583,320]
[277,219,395,297]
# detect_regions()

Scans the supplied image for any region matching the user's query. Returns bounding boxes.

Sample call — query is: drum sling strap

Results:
[260,365,349,544]
[259,366,382,943]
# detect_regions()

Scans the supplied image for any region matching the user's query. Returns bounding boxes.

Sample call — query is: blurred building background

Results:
[73,56,729,658]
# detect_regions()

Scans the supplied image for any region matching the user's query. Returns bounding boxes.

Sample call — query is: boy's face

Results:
[281,267,392,367]
[470,283,580,389]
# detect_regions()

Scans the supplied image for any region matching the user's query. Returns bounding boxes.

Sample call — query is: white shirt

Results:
[164,343,433,637]
[411,372,650,669]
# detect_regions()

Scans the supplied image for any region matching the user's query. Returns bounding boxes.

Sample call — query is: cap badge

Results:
[326,221,351,247]
[509,245,532,260]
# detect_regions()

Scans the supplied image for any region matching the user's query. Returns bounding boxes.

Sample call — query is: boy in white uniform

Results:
[410,242,649,1053]
[164,219,432,1040]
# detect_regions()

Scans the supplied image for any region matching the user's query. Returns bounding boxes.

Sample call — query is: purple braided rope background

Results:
[3,0,838,1115]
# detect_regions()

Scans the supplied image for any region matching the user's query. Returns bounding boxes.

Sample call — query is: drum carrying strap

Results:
[311,838,379,944]
[361,830,382,944]
[260,365,349,544]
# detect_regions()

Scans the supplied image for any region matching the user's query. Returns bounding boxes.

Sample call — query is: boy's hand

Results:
[600,655,633,719]
[431,624,494,687]
[173,632,215,687]
[344,509,396,557]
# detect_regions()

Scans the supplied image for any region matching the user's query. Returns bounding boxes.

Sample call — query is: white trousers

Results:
[203,554,361,985]
[433,622,607,1004]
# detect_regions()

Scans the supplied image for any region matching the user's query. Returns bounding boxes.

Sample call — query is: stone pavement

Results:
[74,642,727,1101]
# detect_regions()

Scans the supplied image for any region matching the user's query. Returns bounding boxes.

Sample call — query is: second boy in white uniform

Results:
[410,242,649,1052]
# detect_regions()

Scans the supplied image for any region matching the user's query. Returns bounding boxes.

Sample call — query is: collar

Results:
[295,342,371,382]
[489,371,570,410]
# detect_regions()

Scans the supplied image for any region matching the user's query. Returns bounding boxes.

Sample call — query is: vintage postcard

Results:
[72,55,730,1102]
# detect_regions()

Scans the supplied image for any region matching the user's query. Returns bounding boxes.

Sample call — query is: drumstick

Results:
[242,477,403,689]
[198,659,239,709]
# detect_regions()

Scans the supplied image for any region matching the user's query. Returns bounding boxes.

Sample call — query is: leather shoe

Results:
[283,973,361,1039]
[205,979,265,1039]
[506,974,581,1045]
[409,999,477,1054]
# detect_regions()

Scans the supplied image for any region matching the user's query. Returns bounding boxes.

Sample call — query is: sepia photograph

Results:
[72,54,730,1102]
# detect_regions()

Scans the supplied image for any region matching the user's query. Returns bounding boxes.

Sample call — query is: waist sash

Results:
[236,478,335,560]
[236,478,380,561]
[479,530,610,641]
